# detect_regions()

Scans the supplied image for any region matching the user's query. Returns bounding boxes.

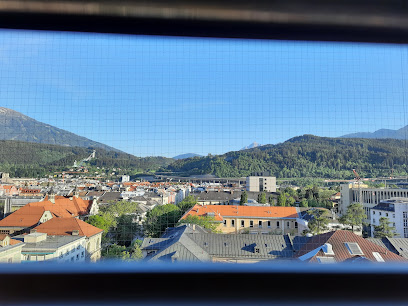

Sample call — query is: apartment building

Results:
[246,176,277,193]
[339,183,408,223]
[181,204,305,235]
[370,198,408,238]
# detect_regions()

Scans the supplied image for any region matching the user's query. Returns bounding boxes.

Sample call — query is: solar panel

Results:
[345,242,364,256]
[316,257,336,264]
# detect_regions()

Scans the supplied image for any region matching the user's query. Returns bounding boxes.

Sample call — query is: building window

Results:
[379,212,382,216]
[404,228,408,238]
[386,213,389,217]
[287,222,290,228]
[223,220,227,227]
[277,221,280,228]
[231,220,235,227]
[393,214,395,218]
[404,219,408,227]
[250,220,254,228]
[267,221,271,228]
[258,221,262,228]
[295,222,298,229]
[373,211,375,215]
[404,212,408,219]
[241,220,245,227]
[81,251,85,258]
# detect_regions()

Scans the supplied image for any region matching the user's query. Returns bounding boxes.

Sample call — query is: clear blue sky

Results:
[0,29,407,157]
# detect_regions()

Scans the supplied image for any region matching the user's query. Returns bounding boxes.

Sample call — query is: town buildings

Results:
[181,204,306,235]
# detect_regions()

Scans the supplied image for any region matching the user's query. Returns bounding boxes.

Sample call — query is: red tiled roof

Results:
[0,196,93,228]
[295,230,405,263]
[35,218,103,237]
[181,204,298,222]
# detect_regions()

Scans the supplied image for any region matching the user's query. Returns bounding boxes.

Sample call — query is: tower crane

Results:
[352,169,363,205]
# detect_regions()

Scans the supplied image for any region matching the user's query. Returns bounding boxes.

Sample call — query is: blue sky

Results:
[0,29,407,157]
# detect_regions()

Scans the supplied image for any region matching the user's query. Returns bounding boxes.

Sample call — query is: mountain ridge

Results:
[0,107,121,152]
[341,125,408,140]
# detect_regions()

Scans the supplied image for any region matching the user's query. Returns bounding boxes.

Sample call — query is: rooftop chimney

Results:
[72,230,79,236]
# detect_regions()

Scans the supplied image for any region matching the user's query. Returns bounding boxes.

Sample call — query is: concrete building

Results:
[0,234,24,263]
[246,176,276,193]
[370,198,408,238]
[339,183,408,223]
[14,232,86,263]
[34,217,103,261]
[181,204,306,235]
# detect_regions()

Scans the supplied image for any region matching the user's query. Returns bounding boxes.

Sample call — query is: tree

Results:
[258,192,267,204]
[339,203,366,232]
[240,191,248,205]
[307,209,330,235]
[87,215,112,238]
[144,204,182,237]
[178,215,219,233]
[300,198,308,208]
[287,197,295,206]
[178,195,198,214]
[115,215,142,246]
[277,193,286,207]
[268,195,275,206]
[373,217,396,238]
[102,244,129,259]
[128,239,143,260]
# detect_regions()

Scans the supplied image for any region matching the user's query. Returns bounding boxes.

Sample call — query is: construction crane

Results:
[352,169,363,205]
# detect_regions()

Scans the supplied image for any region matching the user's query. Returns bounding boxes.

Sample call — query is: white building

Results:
[370,198,408,238]
[122,175,130,183]
[175,187,191,205]
[339,183,408,223]
[14,232,86,263]
[246,176,276,193]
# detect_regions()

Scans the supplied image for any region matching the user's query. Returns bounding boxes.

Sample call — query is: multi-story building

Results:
[0,234,24,263]
[181,204,306,235]
[339,183,408,223]
[13,231,86,263]
[370,198,408,238]
[246,176,276,193]
[34,217,103,261]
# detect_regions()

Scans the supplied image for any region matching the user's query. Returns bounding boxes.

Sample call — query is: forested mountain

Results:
[0,107,119,151]
[0,140,173,177]
[342,125,408,140]
[165,135,408,179]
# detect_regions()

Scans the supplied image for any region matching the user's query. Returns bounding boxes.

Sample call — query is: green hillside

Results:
[165,135,408,179]
[0,140,173,177]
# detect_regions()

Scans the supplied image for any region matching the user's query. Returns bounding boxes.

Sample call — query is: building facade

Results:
[370,198,408,238]
[246,176,276,193]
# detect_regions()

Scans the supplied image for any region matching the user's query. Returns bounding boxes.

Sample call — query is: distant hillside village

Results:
[1,171,408,264]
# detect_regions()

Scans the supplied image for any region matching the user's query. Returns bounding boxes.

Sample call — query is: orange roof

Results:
[0,205,48,228]
[181,204,299,221]
[35,218,103,237]
[0,234,8,240]
[0,196,93,228]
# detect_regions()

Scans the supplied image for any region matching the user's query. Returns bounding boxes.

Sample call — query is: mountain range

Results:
[0,107,120,152]
[172,153,202,160]
[241,142,262,150]
[341,125,408,140]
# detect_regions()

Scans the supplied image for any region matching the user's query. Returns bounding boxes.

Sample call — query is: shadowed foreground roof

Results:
[295,230,405,263]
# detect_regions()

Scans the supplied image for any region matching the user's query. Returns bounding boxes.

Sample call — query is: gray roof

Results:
[194,191,276,203]
[97,192,122,203]
[14,235,84,253]
[141,225,310,262]
[368,237,408,259]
